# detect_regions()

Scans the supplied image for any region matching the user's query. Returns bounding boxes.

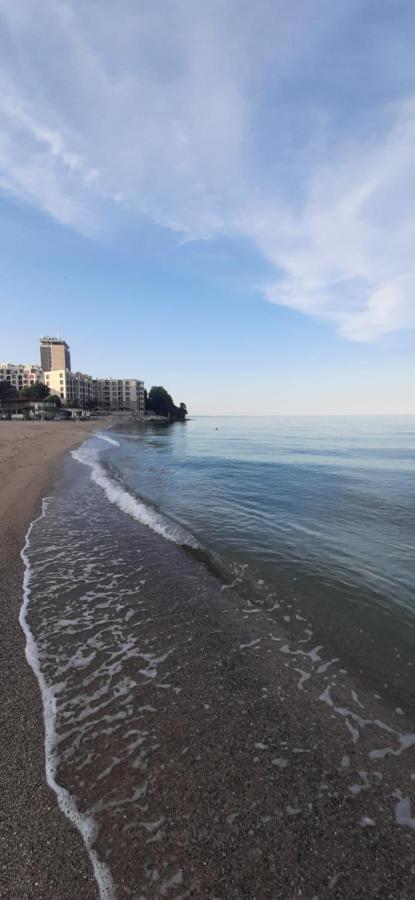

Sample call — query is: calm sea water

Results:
[104,416,415,693]
[21,416,415,897]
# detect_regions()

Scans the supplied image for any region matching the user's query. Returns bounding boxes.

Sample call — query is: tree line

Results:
[0,381,61,405]
[0,380,188,420]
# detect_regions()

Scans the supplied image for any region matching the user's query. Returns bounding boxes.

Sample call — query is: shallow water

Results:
[103,416,415,709]
[21,420,415,898]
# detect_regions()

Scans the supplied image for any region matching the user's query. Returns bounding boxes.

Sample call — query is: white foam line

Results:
[239,638,261,650]
[394,791,415,830]
[20,501,116,900]
[294,667,311,691]
[72,444,197,548]
[94,433,121,447]
[221,577,242,592]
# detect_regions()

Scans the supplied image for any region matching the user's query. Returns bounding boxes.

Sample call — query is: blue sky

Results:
[0,0,414,414]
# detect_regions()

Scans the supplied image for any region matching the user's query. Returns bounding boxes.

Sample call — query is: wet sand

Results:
[0,421,99,899]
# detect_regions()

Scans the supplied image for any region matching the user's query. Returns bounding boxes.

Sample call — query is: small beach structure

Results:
[0,398,57,420]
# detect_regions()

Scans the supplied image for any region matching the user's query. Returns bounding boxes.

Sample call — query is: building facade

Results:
[45,369,97,407]
[95,378,145,414]
[2,354,145,415]
[0,362,44,391]
[45,371,145,413]
[40,336,71,372]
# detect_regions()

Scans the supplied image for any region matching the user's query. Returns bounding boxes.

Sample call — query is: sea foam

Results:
[94,433,121,447]
[72,442,198,548]
[20,502,116,900]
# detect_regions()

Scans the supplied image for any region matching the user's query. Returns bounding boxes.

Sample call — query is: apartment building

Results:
[45,370,144,413]
[96,378,145,415]
[45,369,97,407]
[0,362,44,391]
[40,336,71,371]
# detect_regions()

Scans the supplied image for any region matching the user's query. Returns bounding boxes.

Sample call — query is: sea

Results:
[21,416,415,897]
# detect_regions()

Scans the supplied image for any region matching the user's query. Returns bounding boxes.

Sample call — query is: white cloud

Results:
[262,98,415,340]
[339,278,415,342]
[0,80,102,230]
[0,0,414,341]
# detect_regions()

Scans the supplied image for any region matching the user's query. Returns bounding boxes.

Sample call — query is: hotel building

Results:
[95,378,145,414]
[0,362,44,391]
[1,336,145,415]
[40,336,71,372]
[45,369,97,407]
[45,369,145,415]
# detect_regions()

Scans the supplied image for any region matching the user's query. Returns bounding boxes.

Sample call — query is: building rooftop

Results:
[40,336,70,347]
[0,362,42,369]
[98,377,144,382]
[44,369,93,378]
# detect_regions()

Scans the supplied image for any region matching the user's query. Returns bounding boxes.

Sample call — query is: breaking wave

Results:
[71,442,198,549]
[94,433,121,447]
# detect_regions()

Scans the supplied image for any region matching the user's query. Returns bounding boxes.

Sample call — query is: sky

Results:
[0,0,414,415]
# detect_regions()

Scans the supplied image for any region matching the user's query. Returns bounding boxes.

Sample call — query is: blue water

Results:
[22,419,415,897]
[105,416,415,701]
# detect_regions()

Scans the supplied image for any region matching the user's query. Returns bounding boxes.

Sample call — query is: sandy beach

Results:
[1,420,414,899]
[0,421,99,899]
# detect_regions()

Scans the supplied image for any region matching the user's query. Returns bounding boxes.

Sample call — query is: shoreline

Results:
[0,421,101,899]
[2,421,414,897]
[25,436,415,897]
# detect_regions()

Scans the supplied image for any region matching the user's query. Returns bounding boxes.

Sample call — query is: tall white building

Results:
[0,362,44,391]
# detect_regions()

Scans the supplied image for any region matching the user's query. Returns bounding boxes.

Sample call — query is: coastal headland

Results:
[0,421,99,899]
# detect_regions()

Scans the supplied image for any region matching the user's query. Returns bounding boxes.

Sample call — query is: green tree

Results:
[147,386,174,418]
[46,394,61,408]
[146,386,188,421]
[21,383,51,401]
[0,381,19,400]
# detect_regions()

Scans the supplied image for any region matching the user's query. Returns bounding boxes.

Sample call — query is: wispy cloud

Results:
[261,97,415,340]
[0,79,101,230]
[0,0,414,340]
